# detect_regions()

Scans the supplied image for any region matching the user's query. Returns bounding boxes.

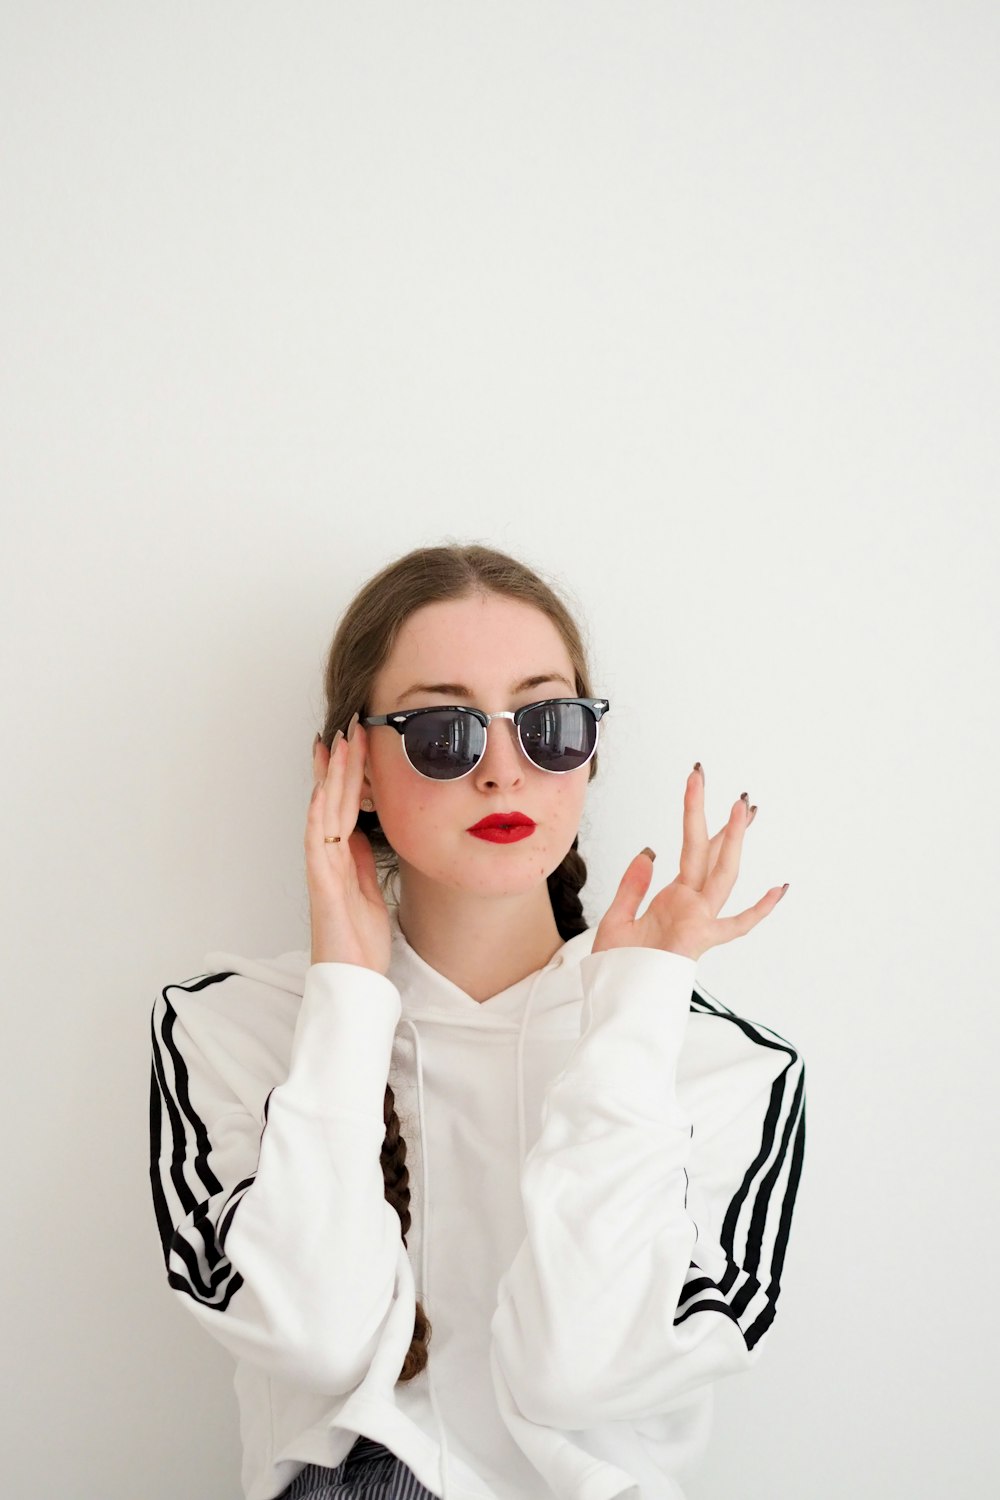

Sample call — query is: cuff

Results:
[282,962,402,1119]
[572,946,698,1123]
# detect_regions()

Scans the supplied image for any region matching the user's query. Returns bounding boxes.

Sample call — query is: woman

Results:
[149,542,805,1500]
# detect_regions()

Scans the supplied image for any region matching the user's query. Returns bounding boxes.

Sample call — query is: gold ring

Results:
[324,835,341,843]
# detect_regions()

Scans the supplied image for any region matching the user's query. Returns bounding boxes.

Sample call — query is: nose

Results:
[472,716,527,790]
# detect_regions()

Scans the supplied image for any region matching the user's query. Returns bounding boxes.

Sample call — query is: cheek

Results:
[373,774,450,843]
[547,770,589,818]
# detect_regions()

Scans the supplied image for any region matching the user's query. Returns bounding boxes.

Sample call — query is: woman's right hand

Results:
[306,713,392,975]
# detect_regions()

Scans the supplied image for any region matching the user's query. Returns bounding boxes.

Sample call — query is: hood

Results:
[387,905,597,1022]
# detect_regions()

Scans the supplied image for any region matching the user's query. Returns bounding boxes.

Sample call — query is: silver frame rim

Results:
[396,703,603,783]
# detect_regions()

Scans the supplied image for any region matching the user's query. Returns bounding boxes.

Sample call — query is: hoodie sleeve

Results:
[489,945,806,1432]
[148,962,409,1394]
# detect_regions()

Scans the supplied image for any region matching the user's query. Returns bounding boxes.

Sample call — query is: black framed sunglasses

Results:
[360,697,610,782]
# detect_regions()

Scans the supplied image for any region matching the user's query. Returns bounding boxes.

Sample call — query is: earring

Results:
[360,798,375,812]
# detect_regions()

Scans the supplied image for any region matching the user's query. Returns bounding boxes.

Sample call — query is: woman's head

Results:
[318,543,603,927]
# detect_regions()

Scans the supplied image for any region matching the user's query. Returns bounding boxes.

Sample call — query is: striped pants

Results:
[276,1435,440,1499]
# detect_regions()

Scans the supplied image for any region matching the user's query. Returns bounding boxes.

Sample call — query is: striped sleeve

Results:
[674,987,805,1352]
[148,962,409,1393]
[148,973,256,1316]
[490,945,806,1434]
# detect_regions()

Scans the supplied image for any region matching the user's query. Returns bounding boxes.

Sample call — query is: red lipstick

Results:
[468,812,536,843]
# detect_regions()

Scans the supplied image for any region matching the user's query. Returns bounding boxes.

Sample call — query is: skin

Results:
[307,593,786,1002]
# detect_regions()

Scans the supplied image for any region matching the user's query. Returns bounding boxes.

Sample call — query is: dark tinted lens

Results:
[403,710,486,780]
[519,701,596,771]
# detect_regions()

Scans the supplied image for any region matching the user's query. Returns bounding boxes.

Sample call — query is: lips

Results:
[468,812,536,831]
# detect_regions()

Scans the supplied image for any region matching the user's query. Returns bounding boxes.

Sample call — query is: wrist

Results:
[592,935,701,963]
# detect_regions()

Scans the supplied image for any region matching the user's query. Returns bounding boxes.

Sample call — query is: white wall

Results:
[2,3,996,1497]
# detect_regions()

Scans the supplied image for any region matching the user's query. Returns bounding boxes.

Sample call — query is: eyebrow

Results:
[396,672,575,704]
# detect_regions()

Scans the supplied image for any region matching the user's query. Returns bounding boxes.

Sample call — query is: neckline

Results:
[388,905,592,1010]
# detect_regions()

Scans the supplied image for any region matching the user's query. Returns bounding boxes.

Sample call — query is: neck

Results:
[396,872,566,1004]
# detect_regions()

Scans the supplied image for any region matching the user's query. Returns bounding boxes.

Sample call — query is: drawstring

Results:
[396,1015,453,1498]
[515,969,546,1167]
[395,965,547,1500]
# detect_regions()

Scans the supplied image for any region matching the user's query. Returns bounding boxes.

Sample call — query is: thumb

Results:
[603,847,657,926]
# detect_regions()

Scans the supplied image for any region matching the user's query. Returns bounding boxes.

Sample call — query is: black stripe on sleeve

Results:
[149,971,257,1310]
[745,1085,806,1346]
[672,986,806,1354]
[219,1177,256,1252]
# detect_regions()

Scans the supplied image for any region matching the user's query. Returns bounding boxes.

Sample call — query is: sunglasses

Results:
[360,697,610,782]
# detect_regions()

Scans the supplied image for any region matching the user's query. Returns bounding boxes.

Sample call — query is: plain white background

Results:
[2,3,996,1497]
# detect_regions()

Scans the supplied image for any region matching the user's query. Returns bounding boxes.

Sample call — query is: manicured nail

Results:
[641,846,656,862]
[693,762,703,782]
[331,729,344,751]
[347,711,360,743]
[778,884,789,899]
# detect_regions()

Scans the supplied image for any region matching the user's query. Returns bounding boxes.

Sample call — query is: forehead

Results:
[373,595,574,701]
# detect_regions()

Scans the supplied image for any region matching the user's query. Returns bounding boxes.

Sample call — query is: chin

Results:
[432,857,550,900]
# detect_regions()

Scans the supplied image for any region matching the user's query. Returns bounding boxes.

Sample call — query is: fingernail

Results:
[331,729,344,751]
[748,805,757,823]
[313,732,321,749]
[693,762,703,781]
[778,883,789,900]
[347,711,360,743]
[640,846,656,862]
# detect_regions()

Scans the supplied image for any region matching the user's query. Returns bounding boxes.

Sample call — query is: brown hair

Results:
[316,543,601,1383]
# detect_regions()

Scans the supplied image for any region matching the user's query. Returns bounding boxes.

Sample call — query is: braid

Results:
[385,838,590,1383]
[546,834,590,940]
[380,1080,432,1381]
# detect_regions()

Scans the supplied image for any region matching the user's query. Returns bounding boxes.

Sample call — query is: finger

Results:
[326,727,345,770]
[313,728,342,779]
[341,715,367,829]
[306,776,322,823]
[701,797,748,913]
[318,730,346,841]
[305,770,333,857]
[705,803,755,872]
[603,850,657,928]
[678,765,709,888]
[306,736,336,829]
[698,885,787,950]
[677,766,708,889]
[312,733,331,779]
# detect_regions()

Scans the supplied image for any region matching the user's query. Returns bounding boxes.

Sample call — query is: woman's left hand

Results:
[591,765,788,963]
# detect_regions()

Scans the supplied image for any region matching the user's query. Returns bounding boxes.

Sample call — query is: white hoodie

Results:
[149,904,805,1500]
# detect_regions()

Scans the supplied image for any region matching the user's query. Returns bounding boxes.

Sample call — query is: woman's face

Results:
[360,594,594,900]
